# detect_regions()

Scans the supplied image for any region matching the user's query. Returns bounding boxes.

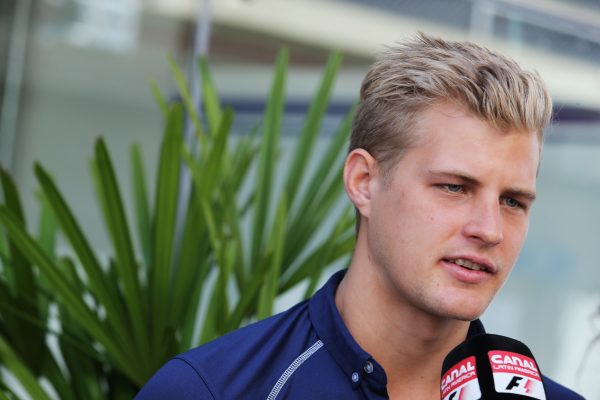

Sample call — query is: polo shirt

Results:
[136,270,584,399]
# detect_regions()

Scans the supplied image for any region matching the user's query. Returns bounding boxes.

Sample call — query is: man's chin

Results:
[428,302,488,322]
[450,312,482,322]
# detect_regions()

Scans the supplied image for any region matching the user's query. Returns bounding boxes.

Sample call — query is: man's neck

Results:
[335,259,471,399]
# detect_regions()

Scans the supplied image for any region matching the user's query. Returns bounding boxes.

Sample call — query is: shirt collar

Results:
[308,269,487,392]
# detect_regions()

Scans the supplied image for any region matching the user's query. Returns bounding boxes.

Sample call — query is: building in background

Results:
[1,0,599,397]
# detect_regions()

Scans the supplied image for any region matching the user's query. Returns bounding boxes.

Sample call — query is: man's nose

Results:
[463,198,503,246]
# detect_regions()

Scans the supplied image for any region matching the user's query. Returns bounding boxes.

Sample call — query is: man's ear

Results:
[343,149,378,219]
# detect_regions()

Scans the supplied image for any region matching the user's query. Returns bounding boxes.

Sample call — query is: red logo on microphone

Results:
[441,356,482,400]
[488,351,546,400]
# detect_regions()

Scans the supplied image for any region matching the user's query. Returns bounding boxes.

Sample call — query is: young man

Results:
[137,34,584,399]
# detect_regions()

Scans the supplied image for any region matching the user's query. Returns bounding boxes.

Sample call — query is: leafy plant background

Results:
[0,50,355,399]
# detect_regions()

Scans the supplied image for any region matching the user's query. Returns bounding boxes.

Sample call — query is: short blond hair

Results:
[350,33,552,179]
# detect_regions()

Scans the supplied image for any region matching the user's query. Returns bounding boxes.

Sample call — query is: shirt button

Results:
[364,361,374,374]
[351,372,359,383]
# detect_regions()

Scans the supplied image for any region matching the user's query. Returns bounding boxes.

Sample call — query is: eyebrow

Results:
[426,169,537,202]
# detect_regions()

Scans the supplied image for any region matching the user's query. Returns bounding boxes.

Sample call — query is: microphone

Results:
[440,334,547,400]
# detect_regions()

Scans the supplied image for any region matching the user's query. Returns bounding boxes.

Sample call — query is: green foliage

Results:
[0,50,355,398]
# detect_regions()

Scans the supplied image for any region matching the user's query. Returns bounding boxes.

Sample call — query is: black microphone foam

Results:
[440,333,547,400]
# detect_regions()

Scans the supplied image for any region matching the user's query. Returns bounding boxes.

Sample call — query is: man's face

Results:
[360,103,540,321]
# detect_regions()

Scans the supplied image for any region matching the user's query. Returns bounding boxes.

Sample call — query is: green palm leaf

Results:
[92,138,149,368]
[0,336,51,400]
[285,52,343,208]
[251,48,288,266]
[0,207,139,382]
[0,169,45,373]
[130,144,152,268]
[149,103,184,361]
[32,165,141,377]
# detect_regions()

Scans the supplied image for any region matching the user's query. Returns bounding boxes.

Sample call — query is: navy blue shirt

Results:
[137,270,584,399]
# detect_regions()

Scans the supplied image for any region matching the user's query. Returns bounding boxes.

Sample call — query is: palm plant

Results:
[0,49,355,398]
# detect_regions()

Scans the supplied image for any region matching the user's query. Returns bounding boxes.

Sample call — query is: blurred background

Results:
[1,0,599,397]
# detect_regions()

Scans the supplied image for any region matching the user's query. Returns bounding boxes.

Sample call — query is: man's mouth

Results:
[445,258,489,272]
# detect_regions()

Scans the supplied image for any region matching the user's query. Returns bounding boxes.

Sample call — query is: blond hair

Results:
[350,33,553,179]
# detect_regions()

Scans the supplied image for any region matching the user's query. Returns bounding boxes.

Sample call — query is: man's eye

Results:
[443,184,463,193]
[502,197,522,208]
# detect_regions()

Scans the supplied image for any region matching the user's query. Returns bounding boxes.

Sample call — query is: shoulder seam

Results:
[173,356,218,400]
[266,340,324,400]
